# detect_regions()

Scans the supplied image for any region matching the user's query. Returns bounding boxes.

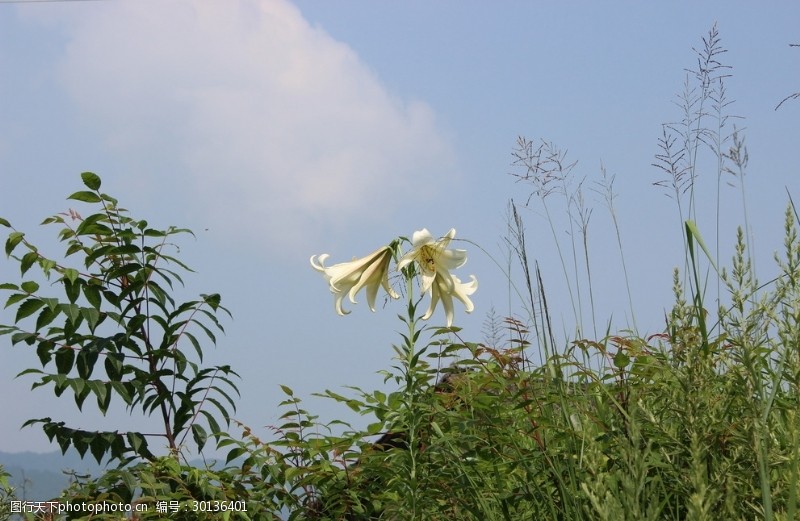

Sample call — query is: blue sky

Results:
[0,0,798,455]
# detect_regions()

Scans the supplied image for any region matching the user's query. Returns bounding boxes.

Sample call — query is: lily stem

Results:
[402,265,421,519]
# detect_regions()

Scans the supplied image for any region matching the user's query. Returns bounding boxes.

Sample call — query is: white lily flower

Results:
[311,246,399,316]
[396,228,477,326]
[425,271,478,327]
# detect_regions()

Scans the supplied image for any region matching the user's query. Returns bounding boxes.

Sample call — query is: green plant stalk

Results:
[789,409,799,521]
[596,164,638,334]
[610,203,637,333]
[400,264,421,520]
[755,421,774,521]
[581,223,597,340]
[562,186,585,337]
[542,199,581,336]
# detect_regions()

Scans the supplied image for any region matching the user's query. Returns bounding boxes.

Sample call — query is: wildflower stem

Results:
[400,263,421,519]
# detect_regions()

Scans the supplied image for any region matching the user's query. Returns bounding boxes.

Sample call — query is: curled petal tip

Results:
[310,254,330,271]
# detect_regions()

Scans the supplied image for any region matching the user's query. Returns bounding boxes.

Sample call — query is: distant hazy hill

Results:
[0,450,228,502]
[0,450,106,501]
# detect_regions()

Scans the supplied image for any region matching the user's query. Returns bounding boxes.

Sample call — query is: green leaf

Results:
[204,293,221,310]
[367,422,384,435]
[685,220,719,274]
[56,432,72,455]
[55,347,75,374]
[35,306,58,331]
[90,434,107,464]
[17,368,44,380]
[5,231,24,256]
[76,222,113,236]
[192,424,208,452]
[108,263,142,280]
[63,268,80,284]
[192,319,217,345]
[58,228,75,242]
[83,283,102,309]
[77,346,99,379]
[104,357,120,382]
[118,468,137,493]
[81,172,102,190]
[102,289,120,307]
[108,244,141,256]
[200,410,222,436]
[344,399,361,412]
[16,298,45,322]
[109,381,132,405]
[68,191,102,203]
[88,380,109,413]
[182,331,203,361]
[63,278,80,304]
[72,431,89,458]
[20,251,38,277]
[127,313,147,334]
[36,341,53,365]
[202,397,231,423]
[65,242,84,257]
[226,447,246,464]
[85,244,112,267]
[126,432,148,457]
[5,292,27,308]
[110,434,126,461]
[73,380,90,410]
[59,303,81,324]
[280,384,294,397]
[0,217,10,227]
[81,307,101,332]
[21,281,39,294]
[613,350,630,370]
[40,216,63,226]
[40,258,56,277]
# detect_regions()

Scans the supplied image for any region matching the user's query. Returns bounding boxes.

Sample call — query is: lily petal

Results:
[311,246,398,315]
[399,228,477,326]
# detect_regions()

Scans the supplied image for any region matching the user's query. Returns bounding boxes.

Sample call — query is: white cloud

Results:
[53,0,454,253]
